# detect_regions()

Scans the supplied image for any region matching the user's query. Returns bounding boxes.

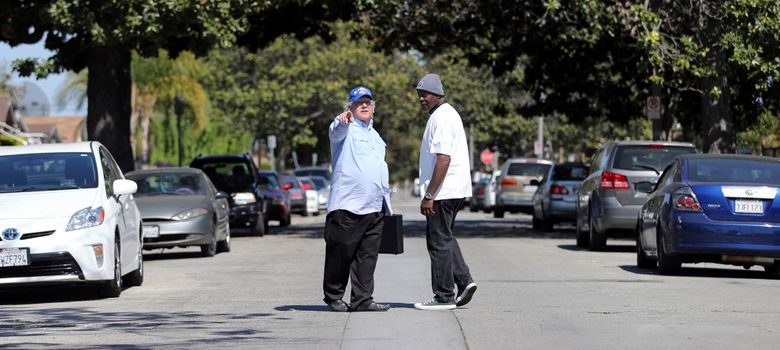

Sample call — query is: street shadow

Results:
[557,240,635,253]
[0,307,276,349]
[143,250,206,261]
[619,265,780,280]
[274,302,415,312]
[0,284,106,304]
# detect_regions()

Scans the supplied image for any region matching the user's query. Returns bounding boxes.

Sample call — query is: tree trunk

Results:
[87,45,134,172]
[700,48,734,154]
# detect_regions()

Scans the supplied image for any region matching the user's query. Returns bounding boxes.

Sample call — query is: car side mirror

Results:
[530,179,541,186]
[215,191,230,199]
[635,181,655,194]
[113,179,138,195]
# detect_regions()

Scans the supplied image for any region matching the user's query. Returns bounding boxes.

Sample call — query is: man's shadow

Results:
[275,302,414,312]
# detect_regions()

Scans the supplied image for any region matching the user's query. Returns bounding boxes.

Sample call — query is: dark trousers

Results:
[323,209,384,309]
[426,198,473,302]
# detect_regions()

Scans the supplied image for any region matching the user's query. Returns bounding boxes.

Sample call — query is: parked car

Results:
[298,176,321,215]
[576,141,698,250]
[309,175,331,211]
[125,167,231,256]
[470,177,490,212]
[532,162,589,231]
[411,177,421,197]
[636,154,780,275]
[258,170,292,227]
[494,158,553,218]
[282,176,313,216]
[190,153,269,236]
[294,166,332,181]
[0,142,143,298]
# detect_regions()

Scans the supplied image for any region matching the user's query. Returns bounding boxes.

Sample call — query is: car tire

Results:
[541,209,554,232]
[280,213,291,227]
[494,207,505,218]
[657,223,681,275]
[97,238,122,298]
[217,223,231,253]
[201,232,217,257]
[762,263,780,275]
[588,209,606,251]
[469,205,478,212]
[575,213,589,248]
[123,229,144,287]
[636,225,655,269]
[252,217,265,237]
[532,214,542,230]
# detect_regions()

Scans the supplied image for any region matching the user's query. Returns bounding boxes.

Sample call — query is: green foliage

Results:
[736,110,779,153]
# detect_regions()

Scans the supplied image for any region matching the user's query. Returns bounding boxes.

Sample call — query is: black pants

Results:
[426,198,473,302]
[323,209,384,309]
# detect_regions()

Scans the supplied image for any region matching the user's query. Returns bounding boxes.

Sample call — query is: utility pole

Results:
[174,96,184,166]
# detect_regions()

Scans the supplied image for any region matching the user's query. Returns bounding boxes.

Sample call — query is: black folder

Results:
[380,214,404,254]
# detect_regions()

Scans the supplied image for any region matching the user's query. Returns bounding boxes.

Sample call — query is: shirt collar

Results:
[356,118,373,130]
[428,102,445,115]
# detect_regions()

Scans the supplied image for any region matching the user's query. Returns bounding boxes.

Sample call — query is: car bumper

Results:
[670,212,780,258]
[544,199,577,220]
[229,203,262,227]
[0,222,117,286]
[141,215,212,249]
[266,203,289,221]
[597,198,641,231]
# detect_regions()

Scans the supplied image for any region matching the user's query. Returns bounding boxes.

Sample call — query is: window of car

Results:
[551,164,589,181]
[506,163,551,177]
[657,162,678,188]
[612,145,696,172]
[282,177,301,189]
[688,159,780,185]
[589,148,604,174]
[128,173,207,196]
[0,152,98,193]
[195,161,254,192]
[99,148,119,197]
[260,173,281,190]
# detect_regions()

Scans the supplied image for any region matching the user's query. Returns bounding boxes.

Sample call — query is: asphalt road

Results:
[2,192,780,349]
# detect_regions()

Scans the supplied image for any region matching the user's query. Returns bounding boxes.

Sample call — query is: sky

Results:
[0,40,87,116]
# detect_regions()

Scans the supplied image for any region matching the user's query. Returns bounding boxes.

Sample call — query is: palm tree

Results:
[57,69,88,112]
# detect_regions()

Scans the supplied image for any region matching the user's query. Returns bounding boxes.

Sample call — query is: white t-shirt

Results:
[419,103,472,200]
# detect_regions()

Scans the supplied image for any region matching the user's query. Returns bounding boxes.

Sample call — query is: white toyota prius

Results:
[0,141,143,297]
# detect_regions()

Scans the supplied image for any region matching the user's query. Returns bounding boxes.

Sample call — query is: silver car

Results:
[309,175,331,211]
[532,162,589,231]
[126,168,231,257]
[494,158,553,218]
[575,141,698,250]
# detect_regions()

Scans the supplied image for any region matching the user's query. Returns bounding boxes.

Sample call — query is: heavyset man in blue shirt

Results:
[322,86,392,312]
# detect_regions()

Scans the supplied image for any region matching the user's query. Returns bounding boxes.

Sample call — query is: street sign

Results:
[646,96,661,120]
[534,141,543,157]
[480,149,494,165]
[267,135,276,149]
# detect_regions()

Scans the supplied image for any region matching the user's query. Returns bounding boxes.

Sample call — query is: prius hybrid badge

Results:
[1,228,20,240]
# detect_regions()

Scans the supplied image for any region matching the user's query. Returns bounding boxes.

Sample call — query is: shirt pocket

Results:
[352,136,372,155]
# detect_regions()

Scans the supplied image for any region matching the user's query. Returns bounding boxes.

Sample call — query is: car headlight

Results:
[233,192,256,205]
[66,207,105,231]
[172,208,209,221]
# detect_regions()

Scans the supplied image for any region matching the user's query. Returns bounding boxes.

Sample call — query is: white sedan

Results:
[0,142,143,298]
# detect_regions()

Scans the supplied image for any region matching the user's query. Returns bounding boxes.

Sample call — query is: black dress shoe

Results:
[351,302,390,312]
[328,300,349,312]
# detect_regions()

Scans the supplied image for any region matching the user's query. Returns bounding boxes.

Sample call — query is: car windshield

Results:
[196,161,253,192]
[0,152,98,193]
[613,146,696,172]
[507,163,551,177]
[688,159,780,185]
[294,168,331,181]
[128,173,207,196]
[260,173,281,190]
[551,164,588,181]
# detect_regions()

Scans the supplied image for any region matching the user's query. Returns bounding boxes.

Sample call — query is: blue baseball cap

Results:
[348,86,373,104]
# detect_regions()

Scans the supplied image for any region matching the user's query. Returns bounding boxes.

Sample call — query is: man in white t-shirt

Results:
[413,73,477,311]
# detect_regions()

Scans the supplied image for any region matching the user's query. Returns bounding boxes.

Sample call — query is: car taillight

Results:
[600,171,629,190]
[501,178,518,186]
[648,144,665,149]
[475,187,486,195]
[291,192,302,198]
[673,187,702,212]
[302,184,313,190]
[550,184,569,195]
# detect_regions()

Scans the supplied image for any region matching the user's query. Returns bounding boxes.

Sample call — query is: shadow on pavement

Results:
[0,308,276,349]
[275,302,415,312]
[619,265,780,280]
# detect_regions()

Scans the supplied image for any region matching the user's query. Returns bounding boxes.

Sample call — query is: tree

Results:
[1,1,357,171]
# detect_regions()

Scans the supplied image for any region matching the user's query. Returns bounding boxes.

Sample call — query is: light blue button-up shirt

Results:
[328,116,392,215]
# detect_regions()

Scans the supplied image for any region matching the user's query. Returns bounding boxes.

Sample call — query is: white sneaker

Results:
[414,298,456,310]
[456,282,477,307]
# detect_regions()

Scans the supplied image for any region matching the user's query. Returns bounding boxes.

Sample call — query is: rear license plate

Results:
[0,248,30,267]
[735,199,763,214]
[143,225,160,238]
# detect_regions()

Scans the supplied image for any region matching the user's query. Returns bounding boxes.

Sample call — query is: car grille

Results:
[0,252,84,279]
[144,234,189,243]
[20,230,56,240]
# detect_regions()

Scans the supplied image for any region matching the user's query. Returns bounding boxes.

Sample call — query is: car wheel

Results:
[280,212,291,227]
[636,225,655,269]
[97,238,122,298]
[200,232,217,257]
[762,263,780,275]
[217,223,231,253]
[252,217,265,237]
[469,205,478,212]
[656,223,681,275]
[532,213,542,230]
[575,212,589,248]
[123,229,144,287]
[493,207,505,218]
[541,209,554,232]
[588,208,606,251]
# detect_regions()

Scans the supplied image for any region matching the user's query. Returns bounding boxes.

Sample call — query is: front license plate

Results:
[143,225,160,238]
[735,199,764,214]
[0,248,30,267]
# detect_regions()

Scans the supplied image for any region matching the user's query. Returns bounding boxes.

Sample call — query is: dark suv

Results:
[575,141,698,250]
[190,153,269,236]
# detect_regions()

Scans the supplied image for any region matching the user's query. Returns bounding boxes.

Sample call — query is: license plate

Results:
[523,186,538,193]
[0,248,30,267]
[143,225,160,238]
[735,199,764,214]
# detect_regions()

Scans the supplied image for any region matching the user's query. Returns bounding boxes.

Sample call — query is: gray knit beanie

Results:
[416,73,445,96]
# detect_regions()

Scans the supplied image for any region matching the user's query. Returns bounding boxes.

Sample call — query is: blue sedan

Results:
[636,154,780,275]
